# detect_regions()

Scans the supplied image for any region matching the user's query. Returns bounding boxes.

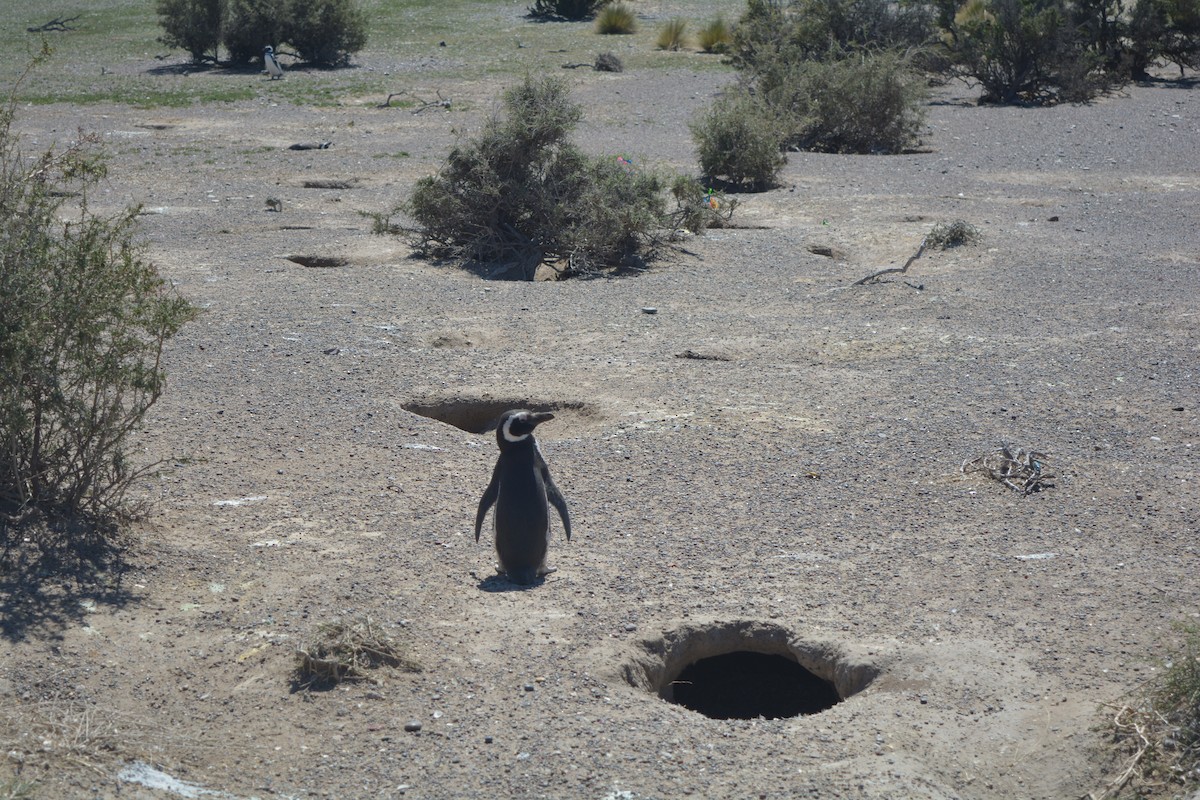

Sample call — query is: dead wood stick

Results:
[27,15,80,32]
[852,237,928,286]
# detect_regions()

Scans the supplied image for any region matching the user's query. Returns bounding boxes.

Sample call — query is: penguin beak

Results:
[530,411,554,426]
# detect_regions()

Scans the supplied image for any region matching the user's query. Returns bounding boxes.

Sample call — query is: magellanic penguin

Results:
[474,409,571,585]
[263,46,284,80]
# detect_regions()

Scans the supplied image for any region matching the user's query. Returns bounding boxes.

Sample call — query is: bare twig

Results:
[853,236,928,286]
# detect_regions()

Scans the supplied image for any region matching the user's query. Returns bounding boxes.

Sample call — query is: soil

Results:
[2,30,1199,800]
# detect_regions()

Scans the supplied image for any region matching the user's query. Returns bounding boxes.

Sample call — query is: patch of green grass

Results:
[1,0,745,110]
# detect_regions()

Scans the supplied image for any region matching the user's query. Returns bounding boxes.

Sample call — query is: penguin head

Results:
[264,46,274,55]
[496,409,553,449]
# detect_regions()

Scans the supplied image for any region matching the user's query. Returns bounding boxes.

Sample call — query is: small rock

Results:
[641,307,657,314]
[484,735,494,744]
[404,720,422,732]
[523,684,535,692]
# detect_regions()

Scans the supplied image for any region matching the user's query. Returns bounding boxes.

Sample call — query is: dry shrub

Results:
[294,617,421,688]
[1094,625,1200,798]
[927,219,982,248]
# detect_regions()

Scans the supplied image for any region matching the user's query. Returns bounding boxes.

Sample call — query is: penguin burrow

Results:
[474,409,571,585]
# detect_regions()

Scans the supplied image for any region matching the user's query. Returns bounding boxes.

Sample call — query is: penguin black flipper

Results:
[541,463,571,542]
[474,462,501,542]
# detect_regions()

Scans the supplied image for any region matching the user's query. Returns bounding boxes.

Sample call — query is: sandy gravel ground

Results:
[1,41,1198,800]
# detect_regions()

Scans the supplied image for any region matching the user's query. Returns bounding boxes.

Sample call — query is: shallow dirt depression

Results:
[403,397,594,434]
[623,620,881,720]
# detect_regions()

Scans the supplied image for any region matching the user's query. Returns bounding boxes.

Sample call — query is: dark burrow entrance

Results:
[624,620,881,721]
[402,397,592,434]
[670,651,841,719]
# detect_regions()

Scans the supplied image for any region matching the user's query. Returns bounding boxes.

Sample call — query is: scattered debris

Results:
[294,617,421,689]
[563,53,624,72]
[212,495,268,507]
[118,761,237,799]
[675,350,732,362]
[961,444,1053,494]
[301,178,356,189]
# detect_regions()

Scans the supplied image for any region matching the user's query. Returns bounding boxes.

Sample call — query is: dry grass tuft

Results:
[294,617,421,688]
[697,16,732,53]
[656,18,688,51]
[1090,626,1200,799]
[595,3,636,34]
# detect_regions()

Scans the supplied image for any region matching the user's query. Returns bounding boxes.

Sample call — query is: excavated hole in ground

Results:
[403,397,593,434]
[624,620,880,721]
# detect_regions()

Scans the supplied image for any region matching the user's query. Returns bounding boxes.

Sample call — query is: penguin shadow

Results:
[472,570,558,593]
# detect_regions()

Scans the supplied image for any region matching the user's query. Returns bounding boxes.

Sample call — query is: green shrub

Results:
[284,0,368,65]
[942,0,1200,102]
[529,0,611,20]
[157,0,368,66]
[222,0,287,63]
[732,0,936,68]
[596,3,637,34]
[0,78,199,524]
[1126,0,1200,78]
[762,50,929,153]
[154,0,222,63]
[689,88,786,191]
[697,16,733,53]
[404,75,668,278]
[656,18,689,50]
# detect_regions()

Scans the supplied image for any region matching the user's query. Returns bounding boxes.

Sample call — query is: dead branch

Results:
[27,15,80,32]
[853,236,928,286]
[381,90,451,112]
[962,444,1053,494]
[1086,704,1154,800]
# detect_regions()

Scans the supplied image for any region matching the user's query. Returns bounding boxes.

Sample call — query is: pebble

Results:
[523,683,535,692]
[484,735,494,744]
[404,720,422,733]
[641,307,657,314]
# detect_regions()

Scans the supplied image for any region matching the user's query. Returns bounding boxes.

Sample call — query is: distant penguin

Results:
[474,409,571,584]
[263,46,284,80]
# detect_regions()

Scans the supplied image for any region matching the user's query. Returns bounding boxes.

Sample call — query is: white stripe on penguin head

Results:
[501,412,531,443]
